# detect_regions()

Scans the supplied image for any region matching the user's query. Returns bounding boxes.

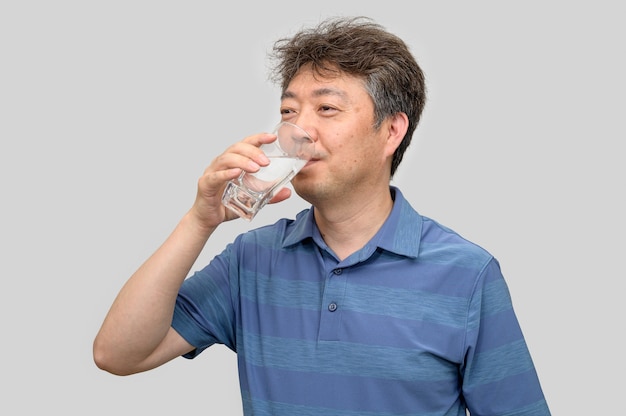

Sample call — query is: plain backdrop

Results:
[1,1,623,414]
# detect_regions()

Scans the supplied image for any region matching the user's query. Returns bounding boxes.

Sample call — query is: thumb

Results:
[267,187,292,205]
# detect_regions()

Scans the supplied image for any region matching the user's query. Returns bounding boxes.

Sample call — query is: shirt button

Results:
[328,302,338,312]
[333,269,343,275]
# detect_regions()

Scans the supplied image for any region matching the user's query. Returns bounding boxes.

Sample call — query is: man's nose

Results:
[291,115,317,142]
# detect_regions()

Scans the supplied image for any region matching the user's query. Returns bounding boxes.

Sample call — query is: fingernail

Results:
[258,154,270,165]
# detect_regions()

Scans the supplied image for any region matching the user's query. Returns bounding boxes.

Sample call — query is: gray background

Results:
[1,1,623,414]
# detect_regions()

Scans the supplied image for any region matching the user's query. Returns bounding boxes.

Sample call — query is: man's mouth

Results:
[304,159,319,168]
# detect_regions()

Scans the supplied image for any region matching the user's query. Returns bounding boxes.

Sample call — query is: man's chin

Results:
[292,179,316,204]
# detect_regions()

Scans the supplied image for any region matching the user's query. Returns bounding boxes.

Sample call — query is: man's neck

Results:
[313,187,394,261]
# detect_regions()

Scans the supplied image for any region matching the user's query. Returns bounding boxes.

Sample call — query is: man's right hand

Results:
[189,131,292,230]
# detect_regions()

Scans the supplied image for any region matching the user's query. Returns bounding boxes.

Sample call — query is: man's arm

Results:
[92,211,216,375]
[92,132,287,376]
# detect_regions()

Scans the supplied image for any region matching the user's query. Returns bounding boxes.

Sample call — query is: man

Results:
[94,16,551,415]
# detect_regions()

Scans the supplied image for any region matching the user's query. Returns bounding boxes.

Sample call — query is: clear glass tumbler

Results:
[221,122,315,221]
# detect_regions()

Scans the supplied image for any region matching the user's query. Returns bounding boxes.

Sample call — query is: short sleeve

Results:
[172,243,238,358]
[461,258,551,415]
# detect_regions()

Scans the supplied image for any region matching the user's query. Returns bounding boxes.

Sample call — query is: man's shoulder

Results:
[418,215,495,270]
[237,208,311,247]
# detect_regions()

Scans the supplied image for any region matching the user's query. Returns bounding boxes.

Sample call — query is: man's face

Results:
[280,67,393,205]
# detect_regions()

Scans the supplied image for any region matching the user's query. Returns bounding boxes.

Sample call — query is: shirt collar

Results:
[282,186,422,259]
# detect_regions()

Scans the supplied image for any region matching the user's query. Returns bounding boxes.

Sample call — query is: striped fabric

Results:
[172,187,550,415]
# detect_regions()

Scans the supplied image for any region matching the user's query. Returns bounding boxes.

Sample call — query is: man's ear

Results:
[384,112,409,157]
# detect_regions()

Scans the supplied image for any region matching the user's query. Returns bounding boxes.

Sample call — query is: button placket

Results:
[318,266,348,341]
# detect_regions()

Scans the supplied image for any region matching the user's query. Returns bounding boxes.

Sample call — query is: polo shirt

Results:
[172,187,550,415]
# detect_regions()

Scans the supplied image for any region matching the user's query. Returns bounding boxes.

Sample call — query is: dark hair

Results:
[269,16,427,176]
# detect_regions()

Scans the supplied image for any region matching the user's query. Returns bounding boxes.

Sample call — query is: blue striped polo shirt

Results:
[172,187,550,415]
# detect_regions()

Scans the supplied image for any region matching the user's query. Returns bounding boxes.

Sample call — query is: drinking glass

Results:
[221,122,315,221]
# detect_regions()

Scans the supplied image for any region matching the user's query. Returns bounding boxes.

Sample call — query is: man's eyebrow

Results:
[281,88,349,101]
